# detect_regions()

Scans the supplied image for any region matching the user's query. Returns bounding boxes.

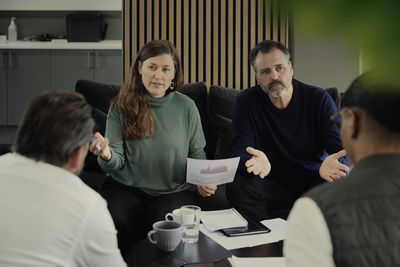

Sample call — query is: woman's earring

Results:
[170,81,174,90]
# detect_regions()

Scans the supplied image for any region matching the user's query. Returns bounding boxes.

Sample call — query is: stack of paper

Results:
[201,208,248,232]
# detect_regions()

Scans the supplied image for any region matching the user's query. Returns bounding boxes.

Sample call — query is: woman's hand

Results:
[89,132,112,161]
[197,185,217,197]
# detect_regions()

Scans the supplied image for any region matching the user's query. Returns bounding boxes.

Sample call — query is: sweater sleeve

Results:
[319,91,349,166]
[231,93,256,175]
[188,104,206,160]
[97,109,127,172]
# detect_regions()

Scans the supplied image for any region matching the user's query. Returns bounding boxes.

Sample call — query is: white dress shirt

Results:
[284,197,335,267]
[0,153,125,267]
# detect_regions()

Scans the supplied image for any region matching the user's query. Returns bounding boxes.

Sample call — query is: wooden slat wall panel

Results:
[125,0,289,90]
[242,0,248,89]
[168,0,174,42]
[123,0,131,79]
[198,0,204,82]
[249,0,256,87]
[146,0,152,41]
[212,0,219,86]
[175,0,182,55]
[161,0,167,40]
[139,0,145,49]
[153,0,159,40]
[205,0,211,88]
[227,0,234,89]
[220,0,226,87]
[191,0,197,83]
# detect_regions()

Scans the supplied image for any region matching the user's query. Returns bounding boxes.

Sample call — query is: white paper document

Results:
[201,208,248,232]
[186,157,240,186]
[228,256,285,267]
[200,218,287,250]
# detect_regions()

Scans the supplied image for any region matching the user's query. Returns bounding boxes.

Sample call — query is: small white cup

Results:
[165,209,182,224]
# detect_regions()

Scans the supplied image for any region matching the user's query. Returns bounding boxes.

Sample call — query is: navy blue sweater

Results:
[231,79,348,195]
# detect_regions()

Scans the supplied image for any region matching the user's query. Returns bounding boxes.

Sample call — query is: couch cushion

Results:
[208,85,240,119]
[214,114,232,159]
[92,108,107,135]
[179,82,208,135]
[75,79,120,113]
[75,80,120,173]
[208,85,240,159]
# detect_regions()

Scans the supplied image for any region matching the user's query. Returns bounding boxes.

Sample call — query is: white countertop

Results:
[0,40,122,50]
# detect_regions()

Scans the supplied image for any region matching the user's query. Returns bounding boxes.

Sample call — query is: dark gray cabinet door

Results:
[51,50,94,91]
[7,50,50,125]
[93,50,122,85]
[0,52,7,125]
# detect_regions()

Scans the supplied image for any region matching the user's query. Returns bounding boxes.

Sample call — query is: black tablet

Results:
[220,216,271,237]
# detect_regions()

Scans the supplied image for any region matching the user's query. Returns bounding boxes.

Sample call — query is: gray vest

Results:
[306,154,400,267]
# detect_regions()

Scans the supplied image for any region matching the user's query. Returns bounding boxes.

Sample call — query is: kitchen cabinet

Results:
[51,50,94,91]
[51,49,122,91]
[0,52,7,125]
[6,50,50,125]
[0,44,122,126]
[93,50,122,84]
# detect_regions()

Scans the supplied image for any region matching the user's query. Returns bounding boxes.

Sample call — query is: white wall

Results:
[292,26,360,92]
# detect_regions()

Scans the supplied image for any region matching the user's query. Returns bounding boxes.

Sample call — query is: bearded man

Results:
[227,40,349,220]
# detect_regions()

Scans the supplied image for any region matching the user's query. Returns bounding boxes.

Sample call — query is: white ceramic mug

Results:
[165,209,182,224]
[147,221,183,252]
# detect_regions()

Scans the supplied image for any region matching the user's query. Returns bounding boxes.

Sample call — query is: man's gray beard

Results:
[268,85,289,98]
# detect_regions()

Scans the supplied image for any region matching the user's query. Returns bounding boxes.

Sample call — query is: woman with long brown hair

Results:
[91,40,216,258]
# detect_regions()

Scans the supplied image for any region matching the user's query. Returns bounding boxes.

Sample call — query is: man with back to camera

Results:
[0,91,125,266]
[227,40,349,221]
[284,72,400,267]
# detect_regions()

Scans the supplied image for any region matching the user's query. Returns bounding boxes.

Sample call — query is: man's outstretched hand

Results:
[319,149,349,182]
[245,147,271,179]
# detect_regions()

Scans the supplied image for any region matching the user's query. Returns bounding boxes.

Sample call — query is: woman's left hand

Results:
[197,185,217,197]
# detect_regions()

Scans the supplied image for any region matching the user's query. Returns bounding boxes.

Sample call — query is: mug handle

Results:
[147,230,158,244]
[165,213,173,221]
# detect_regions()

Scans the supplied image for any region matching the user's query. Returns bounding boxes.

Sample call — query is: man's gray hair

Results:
[12,90,94,167]
[249,40,291,70]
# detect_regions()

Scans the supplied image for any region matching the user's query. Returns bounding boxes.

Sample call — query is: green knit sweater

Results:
[98,91,206,196]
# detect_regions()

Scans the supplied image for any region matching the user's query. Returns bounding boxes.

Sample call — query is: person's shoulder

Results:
[294,79,325,95]
[305,173,361,205]
[293,79,329,103]
[62,171,104,201]
[239,85,258,96]
[172,91,197,108]
[236,85,259,102]
[108,105,123,119]
[0,152,16,164]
